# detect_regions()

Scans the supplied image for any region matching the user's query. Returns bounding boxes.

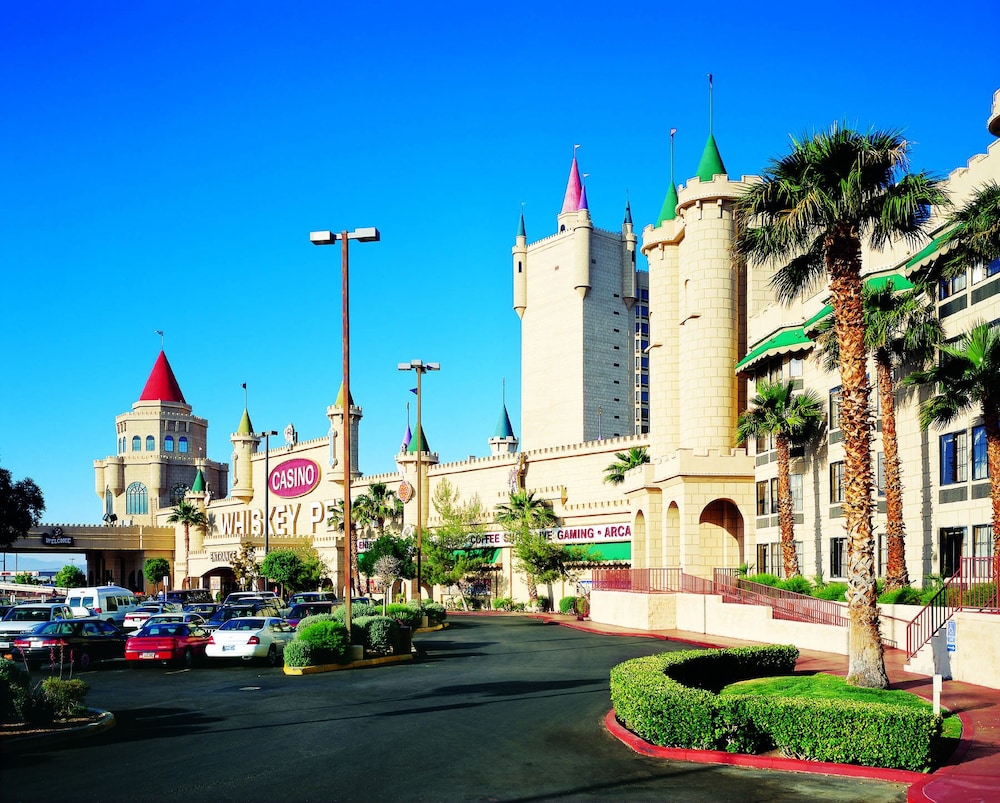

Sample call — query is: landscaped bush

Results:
[38,677,89,720]
[559,596,577,614]
[297,620,350,663]
[419,601,446,625]
[610,646,799,750]
[282,639,314,668]
[745,573,780,587]
[878,586,924,605]
[385,604,422,629]
[778,575,813,595]
[575,596,590,618]
[354,616,400,655]
[493,597,513,611]
[0,658,31,724]
[296,613,339,631]
[812,582,849,601]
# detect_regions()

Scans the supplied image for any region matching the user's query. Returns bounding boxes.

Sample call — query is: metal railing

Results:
[906,557,1000,658]
[712,571,849,627]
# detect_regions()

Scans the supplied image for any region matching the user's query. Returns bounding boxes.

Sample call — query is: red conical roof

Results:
[139,351,186,403]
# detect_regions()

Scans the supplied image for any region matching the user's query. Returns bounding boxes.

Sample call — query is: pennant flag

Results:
[410,387,418,395]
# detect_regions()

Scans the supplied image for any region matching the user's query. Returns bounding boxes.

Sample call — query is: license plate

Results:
[222,645,234,652]
[140,651,155,659]
[0,642,9,649]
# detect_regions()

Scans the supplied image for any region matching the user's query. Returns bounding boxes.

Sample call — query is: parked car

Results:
[205,617,295,666]
[10,618,127,669]
[183,602,223,619]
[123,602,183,631]
[0,603,76,653]
[204,602,282,631]
[286,591,339,608]
[134,612,206,633]
[162,589,213,605]
[64,585,138,625]
[223,591,283,607]
[125,622,211,668]
[285,602,336,628]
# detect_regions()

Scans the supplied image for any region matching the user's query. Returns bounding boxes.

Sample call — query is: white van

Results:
[65,585,138,626]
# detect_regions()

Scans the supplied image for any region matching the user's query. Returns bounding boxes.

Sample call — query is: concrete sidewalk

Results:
[531,614,1000,803]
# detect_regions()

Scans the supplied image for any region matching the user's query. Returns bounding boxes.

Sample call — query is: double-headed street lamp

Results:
[260,430,278,562]
[397,359,439,600]
[310,227,380,633]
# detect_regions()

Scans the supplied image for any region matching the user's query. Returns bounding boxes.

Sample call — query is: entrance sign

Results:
[268,458,321,498]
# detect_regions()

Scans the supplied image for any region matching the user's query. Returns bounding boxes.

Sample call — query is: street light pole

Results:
[261,430,278,567]
[310,227,380,637]
[397,359,440,601]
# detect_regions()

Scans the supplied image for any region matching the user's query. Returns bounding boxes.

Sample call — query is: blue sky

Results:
[2,1,998,569]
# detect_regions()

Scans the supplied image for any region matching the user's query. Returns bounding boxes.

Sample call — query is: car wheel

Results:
[182,648,194,669]
[267,644,279,667]
[77,651,92,671]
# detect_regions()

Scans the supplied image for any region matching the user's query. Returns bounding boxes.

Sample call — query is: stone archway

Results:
[665,502,680,567]
[633,510,648,569]
[686,499,744,579]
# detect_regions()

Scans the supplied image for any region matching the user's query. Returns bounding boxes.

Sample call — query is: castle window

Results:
[170,483,189,505]
[126,482,148,515]
[132,436,141,452]
[146,435,155,451]
[178,437,189,453]
[164,436,174,453]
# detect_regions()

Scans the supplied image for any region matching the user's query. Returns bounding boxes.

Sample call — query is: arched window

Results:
[164,436,174,452]
[126,482,148,515]
[178,437,188,453]
[170,483,189,504]
[146,435,155,451]
[132,436,141,452]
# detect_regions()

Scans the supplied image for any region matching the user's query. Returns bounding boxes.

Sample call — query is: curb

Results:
[2,707,116,755]
[283,652,413,675]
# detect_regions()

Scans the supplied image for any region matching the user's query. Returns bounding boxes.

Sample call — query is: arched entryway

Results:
[685,499,744,579]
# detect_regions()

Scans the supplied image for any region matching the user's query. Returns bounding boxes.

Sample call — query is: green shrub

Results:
[778,575,813,595]
[361,616,399,655]
[536,595,550,612]
[385,604,422,629]
[559,596,577,614]
[493,597,513,611]
[296,613,339,631]
[0,658,31,724]
[297,620,350,663]
[283,639,314,668]
[813,582,849,601]
[745,573,780,587]
[575,596,590,618]
[39,677,89,719]
[878,586,924,605]
[419,601,446,625]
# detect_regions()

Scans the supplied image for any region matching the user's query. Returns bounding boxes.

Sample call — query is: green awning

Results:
[735,327,813,374]
[904,232,953,272]
[801,273,916,335]
[581,542,631,561]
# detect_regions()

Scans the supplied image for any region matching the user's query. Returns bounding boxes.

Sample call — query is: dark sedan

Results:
[10,618,127,669]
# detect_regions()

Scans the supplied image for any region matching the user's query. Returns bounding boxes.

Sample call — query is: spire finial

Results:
[242,382,247,409]
[670,128,677,184]
[708,73,714,136]
[155,329,164,348]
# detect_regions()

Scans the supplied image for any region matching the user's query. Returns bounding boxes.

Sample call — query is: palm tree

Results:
[327,500,359,597]
[495,490,557,603]
[603,447,651,485]
[166,500,207,589]
[918,181,1000,290]
[907,322,1000,576]
[816,281,943,591]
[353,482,403,537]
[734,124,947,688]
[736,381,824,578]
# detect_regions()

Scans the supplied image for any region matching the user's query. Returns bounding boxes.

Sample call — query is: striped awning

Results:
[735,327,813,374]
[801,273,916,335]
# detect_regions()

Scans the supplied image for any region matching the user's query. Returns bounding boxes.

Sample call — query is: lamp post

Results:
[310,227,380,635]
[260,430,278,565]
[397,359,439,601]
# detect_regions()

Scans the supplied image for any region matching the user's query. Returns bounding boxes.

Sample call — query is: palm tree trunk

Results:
[985,409,1000,581]
[829,237,888,688]
[183,523,190,590]
[775,435,800,578]
[878,355,909,592]
[526,574,538,603]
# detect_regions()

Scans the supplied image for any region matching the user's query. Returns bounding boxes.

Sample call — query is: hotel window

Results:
[131,436,141,452]
[788,357,803,378]
[971,525,993,559]
[939,271,967,300]
[971,257,1000,285]
[830,461,845,504]
[164,436,174,453]
[125,482,148,515]
[829,387,842,431]
[756,481,769,516]
[940,431,968,485]
[972,425,988,481]
[790,473,803,513]
[770,477,779,514]
[877,453,886,497]
[178,437,189,453]
[146,435,155,451]
[830,537,847,578]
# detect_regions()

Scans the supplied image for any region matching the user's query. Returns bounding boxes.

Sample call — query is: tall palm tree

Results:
[907,322,1000,576]
[736,381,824,578]
[495,490,557,603]
[919,181,1000,290]
[166,500,207,589]
[327,499,359,597]
[353,482,404,537]
[603,447,651,485]
[816,281,943,591]
[734,124,948,688]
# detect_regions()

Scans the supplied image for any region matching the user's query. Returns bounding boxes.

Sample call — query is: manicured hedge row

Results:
[610,646,798,750]
[610,645,942,770]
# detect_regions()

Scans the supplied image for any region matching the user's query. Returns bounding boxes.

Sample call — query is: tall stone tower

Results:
[514,153,640,449]
[229,408,261,503]
[325,382,362,489]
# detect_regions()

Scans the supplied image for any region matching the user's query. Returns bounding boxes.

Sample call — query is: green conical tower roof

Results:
[237,408,254,435]
[407,425,430,454]
[696,133,727,182]
[334,382,356,408]
[191,469,206,493]
[493,404,515,439]
[656,182,679,225]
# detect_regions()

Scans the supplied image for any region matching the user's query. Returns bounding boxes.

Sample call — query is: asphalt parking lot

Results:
[2,616,908,802]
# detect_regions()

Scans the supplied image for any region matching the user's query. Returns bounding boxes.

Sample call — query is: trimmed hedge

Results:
[610,645,942,771]
[385,604,423,629]
[297,620,350,663]
[559,596,577,614]
[419,601,446,625]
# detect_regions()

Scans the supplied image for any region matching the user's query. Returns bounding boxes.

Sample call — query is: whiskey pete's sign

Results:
[268,458,321,498]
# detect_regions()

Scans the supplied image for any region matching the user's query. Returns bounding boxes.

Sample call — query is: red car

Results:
[125,622,211,668]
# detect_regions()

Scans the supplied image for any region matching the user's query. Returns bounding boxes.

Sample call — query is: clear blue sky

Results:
[2,1,998,568]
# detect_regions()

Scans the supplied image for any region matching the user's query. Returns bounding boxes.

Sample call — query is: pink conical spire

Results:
[560,154,582,214]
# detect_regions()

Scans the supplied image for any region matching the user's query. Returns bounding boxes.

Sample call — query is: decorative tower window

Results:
[164,436,174,453]
[146,435,155,451]
[170,483,189,505]
[178,436,189,453]
[132,436,141,451]
[126,482,149,515]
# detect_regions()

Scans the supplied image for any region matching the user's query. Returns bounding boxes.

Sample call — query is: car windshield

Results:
[211,607,254,623]
[8,608,49,622]
[35,621,79,636]
[219,618,265,632]
[139,624,185,637]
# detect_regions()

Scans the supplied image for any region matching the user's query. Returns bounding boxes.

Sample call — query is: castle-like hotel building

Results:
[30,89,1000,606]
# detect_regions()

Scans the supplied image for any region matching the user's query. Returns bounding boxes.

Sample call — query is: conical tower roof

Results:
[656,182,679,225]
[191,469,206,493]
[407,425,430,454]
[401,423,412,452]
[695,133,727,182]
[237,408,254,435]
[517,211,526,238]
[334,382,356,408]
[493,404,515,439]
[561,156,582,214]
[139,351,185,403]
